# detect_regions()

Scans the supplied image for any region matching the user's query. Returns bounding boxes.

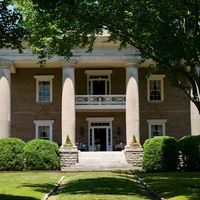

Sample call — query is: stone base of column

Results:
[60,145,77,150]
[124,144,131,149]
[59,149,79,170]
[123,148,144,168]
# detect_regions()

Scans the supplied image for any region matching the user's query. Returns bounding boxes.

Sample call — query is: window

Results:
[34,120,54,141]
[34,75,54,102]
[147,75,165,102]
[147,119,167,138]
[85,70,112,95]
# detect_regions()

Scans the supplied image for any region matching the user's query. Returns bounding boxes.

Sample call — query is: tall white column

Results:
[191,101,200,135]
[62,66,76,146]
[125,65,140,147]
[0,65,11,139]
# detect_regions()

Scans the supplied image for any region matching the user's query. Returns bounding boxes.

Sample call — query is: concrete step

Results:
[63,151,135,171]
[78,151,127,165]
[62,164,140,172]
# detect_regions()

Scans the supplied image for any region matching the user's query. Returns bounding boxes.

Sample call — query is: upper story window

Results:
[34,120,54,141]
[147,119,167,138]
[85,70,112,95]
[34,75,54,102]
[147,75,165,102]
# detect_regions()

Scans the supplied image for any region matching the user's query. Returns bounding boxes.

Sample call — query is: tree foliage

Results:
[13,0,200,112]
[0,0,25,52]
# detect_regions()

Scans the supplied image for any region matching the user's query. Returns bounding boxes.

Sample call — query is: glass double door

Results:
[89,124,112,151]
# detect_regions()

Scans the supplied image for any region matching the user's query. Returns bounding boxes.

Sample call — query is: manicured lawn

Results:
[4,171,198,200]
[0,172,66,200]
[139,172,200,200]
[0,172,148,200]
[57,172,148,200]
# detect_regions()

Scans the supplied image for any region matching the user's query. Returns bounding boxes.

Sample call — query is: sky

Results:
[7,4,14,11]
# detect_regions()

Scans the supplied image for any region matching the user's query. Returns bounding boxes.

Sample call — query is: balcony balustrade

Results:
[75,95,126,105]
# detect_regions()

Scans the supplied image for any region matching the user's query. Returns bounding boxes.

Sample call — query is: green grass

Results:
[57,172,148,200]
[139,172,200,200]
[0,172,66,200]
[4,171,198,200]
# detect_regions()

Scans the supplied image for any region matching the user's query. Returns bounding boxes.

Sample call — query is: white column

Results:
[62,66,76,146]
[191,101,200,135]
[0,65,11,139]
[125,65,140,147]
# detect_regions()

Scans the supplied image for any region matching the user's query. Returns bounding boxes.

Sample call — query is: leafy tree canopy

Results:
[13,0,200,112]
[0,0,25,52]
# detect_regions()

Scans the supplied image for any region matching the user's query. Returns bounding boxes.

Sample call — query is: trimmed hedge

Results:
[24,139,60,170]
[179,135,200,171]
[142,136,179,172]
[0,138,25,171]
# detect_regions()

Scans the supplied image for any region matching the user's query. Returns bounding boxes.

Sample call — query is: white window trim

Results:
[85,70,112,95]
[34,120,54,141]
[86,117,114,123]
[147,119,167,138]
[85,70,113,75]
[147,74,165,102]
[34,75,54,102]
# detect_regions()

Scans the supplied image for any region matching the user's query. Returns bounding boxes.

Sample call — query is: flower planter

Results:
[130,143,141,149]
[63,144,73,150]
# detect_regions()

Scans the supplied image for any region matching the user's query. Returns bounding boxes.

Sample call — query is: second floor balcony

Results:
[75,95,126,110]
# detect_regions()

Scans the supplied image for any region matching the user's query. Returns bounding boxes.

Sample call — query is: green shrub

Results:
[179,135,200,171]
[142,136,179,172]
[0,138,25,171]
[24,139,60,170]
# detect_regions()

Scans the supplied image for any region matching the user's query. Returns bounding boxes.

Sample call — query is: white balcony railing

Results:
[75,95,126,105]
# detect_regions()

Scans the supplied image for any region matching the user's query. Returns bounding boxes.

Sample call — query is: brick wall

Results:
[11,68,62,144]
[139,68,191,144]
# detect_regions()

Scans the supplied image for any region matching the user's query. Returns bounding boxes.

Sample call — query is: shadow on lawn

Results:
[140,172,200,200]
[61,176,141,196]
[0,194,38,200]
[20,183,56,194]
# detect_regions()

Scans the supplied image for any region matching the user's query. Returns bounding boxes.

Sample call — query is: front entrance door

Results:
[88,122,112,151]
[94,128,106,151]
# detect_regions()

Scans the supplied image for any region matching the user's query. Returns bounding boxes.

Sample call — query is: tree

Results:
[0,0,25,52]
[14,0,200,112]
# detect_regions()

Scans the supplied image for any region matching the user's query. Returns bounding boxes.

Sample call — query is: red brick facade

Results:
[11,68,62,144]
[10,67,191,147]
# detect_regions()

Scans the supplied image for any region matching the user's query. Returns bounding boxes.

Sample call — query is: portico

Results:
[60,60,140,150]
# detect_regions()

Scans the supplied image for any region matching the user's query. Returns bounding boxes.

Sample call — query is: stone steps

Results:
[78,151,127,164]
[62,151,139,171]
[60,149,144,171]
